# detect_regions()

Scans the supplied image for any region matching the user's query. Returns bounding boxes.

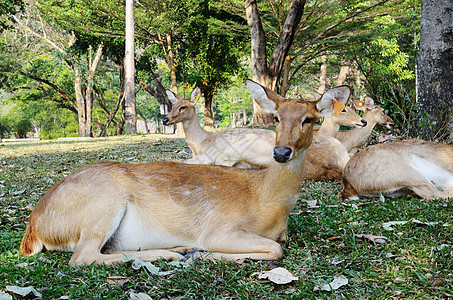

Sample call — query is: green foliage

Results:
[0,0,24,31]
[215,77,253,127]
[177,0,248,94]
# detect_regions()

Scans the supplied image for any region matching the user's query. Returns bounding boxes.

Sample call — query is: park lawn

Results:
[0,135,451,299]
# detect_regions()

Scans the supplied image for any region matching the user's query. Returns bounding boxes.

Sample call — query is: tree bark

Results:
[280,55,295,97]
[318,53,327,94]
[336,58,351,86]
[414,0,453,142]
[246,0,306,124]
[125,0,137,134]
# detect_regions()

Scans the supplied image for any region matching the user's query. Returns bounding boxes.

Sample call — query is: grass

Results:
[0,134,452,299]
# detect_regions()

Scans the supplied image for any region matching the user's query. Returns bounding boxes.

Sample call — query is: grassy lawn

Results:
[0,135,452,299]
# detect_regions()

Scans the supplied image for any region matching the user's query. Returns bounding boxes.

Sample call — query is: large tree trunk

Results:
[336,58,351,86]
[246,0,306,124]
[124,0,137,134]
[202,88,215,129]
[414,0,453,142]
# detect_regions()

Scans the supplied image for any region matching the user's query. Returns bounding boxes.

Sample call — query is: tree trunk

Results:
[203,92,215,129]
[414,0,453,142]
[166,34,178,93]
[125,0,137,134]
[318,53,327,94]
[280,55,295,97]
[246,0,306,124]
[336,58,351,86]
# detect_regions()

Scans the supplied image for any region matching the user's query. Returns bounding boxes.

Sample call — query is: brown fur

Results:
[165,87,351,181]
[339,139,453,200]
[20,80,340,265]
[336,97,394,156]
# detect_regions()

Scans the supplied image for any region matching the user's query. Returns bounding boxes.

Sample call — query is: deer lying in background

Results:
[338,139,453,200]
[313,91,367,137]
[336,96,394,156]
[20,79,340,265]
[163,87,275,168]
[163,86,352,180]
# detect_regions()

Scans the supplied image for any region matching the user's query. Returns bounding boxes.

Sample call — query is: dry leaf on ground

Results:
[253,267,299,284]
[314,275,349,292]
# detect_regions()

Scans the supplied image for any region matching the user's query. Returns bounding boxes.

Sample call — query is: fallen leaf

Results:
[355,234,388,244]
[328,257,345,265]
[382,221,408,231]
[253,267,299,284]
[107,276,130,286]
[327,236,343,241]
[412,219,439,226]
[122,255,174,276]
[129,291,152,300]
[0,291,12,300]
[6,286,42,298]
[305,200,318,208]
[314,275,349,292]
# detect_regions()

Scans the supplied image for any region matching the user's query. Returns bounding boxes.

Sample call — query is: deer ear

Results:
[352,99,366,111]
[315,86,351,118]
[364,96,375,108]
[166,90,178,104]
[191,87,201,104]
[246,79,278,114]
[314,91,322,101]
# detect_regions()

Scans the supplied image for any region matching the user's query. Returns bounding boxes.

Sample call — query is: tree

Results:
[0,0,24,31]
[243,0,417,124]
[413,0,453,142]
[178,0,248,129]
[124,0,137,133]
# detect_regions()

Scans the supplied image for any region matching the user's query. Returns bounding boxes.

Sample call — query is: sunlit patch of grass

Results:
[0,135,451,298]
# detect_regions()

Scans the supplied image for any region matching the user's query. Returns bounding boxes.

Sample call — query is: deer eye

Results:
[302,118,313,126]
[179,106,187,112]
[273,116,280,123]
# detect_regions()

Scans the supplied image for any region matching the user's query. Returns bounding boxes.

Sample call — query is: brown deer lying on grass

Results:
[20,79,340,265]
[163,86,353,180]
[336,96,394,156]
[338,139,453,200]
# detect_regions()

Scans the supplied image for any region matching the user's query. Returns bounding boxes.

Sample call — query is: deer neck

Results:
[182,112,210,155]
[318,118,339,137]
[260,150,307,211]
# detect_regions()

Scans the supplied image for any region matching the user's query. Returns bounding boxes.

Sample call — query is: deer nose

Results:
[273,147,292,163]
[361,119,367,127]
[162,117,169,125]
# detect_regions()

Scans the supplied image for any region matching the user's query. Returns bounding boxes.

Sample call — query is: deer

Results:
[163,87,276,168]
[313,91,367,137]
[338,139,453,200]
[163,86,352,180]
[20,79,341,265]
[336,96,394,156]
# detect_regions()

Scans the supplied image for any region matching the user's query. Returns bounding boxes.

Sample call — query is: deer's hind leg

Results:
[199,229,283,262]
[70,239,184,265]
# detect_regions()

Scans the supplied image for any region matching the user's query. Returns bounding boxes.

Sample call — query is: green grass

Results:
[0,135,452,299]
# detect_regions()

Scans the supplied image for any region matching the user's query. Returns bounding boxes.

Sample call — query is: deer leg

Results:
[199,229,283,262]
[70,239,184,265]
[338,178,359,200]
[410,183,453,200]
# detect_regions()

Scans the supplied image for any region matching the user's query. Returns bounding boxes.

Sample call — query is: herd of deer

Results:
[20,80,453,265]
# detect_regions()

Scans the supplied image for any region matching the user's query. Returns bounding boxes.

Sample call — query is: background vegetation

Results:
[0,0,419,138]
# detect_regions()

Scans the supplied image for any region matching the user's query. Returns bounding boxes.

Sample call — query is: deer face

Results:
[246,80,344,164]
[163,88,201,126]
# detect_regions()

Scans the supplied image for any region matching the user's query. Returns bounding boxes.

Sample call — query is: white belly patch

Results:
[107,203,195,251]
[410,155,453,191]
